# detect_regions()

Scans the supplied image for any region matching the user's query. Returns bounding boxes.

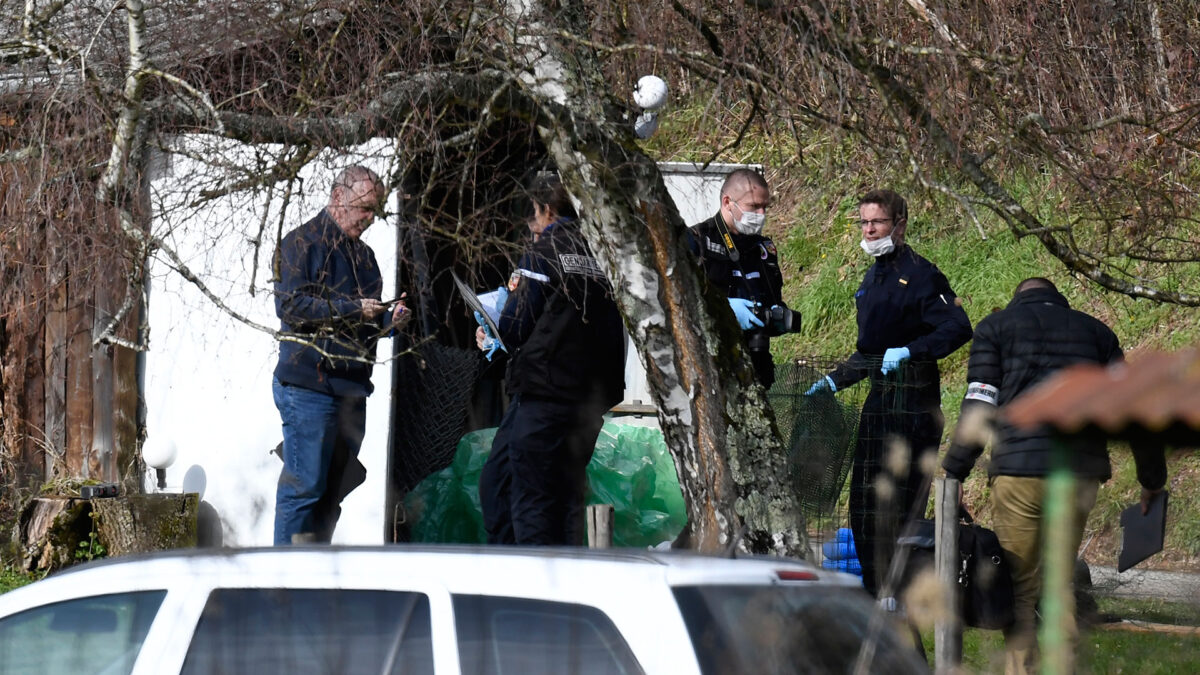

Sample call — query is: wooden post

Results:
[934,477,963,672]
[586,504,614,548]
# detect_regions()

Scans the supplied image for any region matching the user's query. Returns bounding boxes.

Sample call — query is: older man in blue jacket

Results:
[272,165,410,544]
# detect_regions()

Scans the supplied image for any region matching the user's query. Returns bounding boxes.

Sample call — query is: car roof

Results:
[4,545,859,604]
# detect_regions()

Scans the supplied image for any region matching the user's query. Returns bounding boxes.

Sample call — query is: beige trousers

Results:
[990,475,1100,675]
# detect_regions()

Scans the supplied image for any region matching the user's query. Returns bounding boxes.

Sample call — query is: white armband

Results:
[516,268,550,283]
[964,382,999,406]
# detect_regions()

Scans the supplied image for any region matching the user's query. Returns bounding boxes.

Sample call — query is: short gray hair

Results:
[331,165,382,197]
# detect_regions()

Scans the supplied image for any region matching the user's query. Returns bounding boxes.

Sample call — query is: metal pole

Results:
[1040,439,1074,674]
[934,477,963,671]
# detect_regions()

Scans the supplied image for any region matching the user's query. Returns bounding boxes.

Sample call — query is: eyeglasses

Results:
[348,204,386,218]
[857,218,892,227]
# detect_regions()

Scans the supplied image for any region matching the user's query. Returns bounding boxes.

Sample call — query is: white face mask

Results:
[732,202,766,235]
[860,235,895,257]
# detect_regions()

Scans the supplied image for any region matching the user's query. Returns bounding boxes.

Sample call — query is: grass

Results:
[0,567,41,594]
[921,596,1200,674]
[930,628,1200,674]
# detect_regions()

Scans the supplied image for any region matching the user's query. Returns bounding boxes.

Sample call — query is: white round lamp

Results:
[182,464,207,499]
[633,75,669,111]
[142,436,177,491]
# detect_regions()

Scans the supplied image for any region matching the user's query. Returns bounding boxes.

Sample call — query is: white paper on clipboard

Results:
[452,271,506,351]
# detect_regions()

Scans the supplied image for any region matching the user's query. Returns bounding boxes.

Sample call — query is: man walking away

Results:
[942,277,1166,674]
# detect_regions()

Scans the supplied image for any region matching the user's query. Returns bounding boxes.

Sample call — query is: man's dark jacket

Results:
[274,210,394,397]
[498,218,625,408]
[942,286,1166,488]
[686,212,785,386]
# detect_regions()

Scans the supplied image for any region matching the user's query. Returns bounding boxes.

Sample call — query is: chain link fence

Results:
[769,358,941,594]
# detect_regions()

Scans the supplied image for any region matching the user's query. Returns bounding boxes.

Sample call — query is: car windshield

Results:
[672,585,928,675]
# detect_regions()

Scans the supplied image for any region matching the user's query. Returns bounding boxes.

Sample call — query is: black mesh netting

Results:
[389,341,484,495]
[768,360,861,521]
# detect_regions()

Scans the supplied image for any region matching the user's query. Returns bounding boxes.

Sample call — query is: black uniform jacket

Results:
[498,218,626,408]
[830,244,972,408]
[687,213,787,386]
[942,286,1166,488]
[687,213,784,307]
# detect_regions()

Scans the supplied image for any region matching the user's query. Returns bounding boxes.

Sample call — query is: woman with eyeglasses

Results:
[807,189,973,609]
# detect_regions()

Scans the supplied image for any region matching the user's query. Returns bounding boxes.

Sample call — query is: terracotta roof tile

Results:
[1004,348,1200,434]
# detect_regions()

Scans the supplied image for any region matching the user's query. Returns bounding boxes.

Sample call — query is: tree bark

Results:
[92,494,199,556]
[15,493,199,571]
[512,0,806,557]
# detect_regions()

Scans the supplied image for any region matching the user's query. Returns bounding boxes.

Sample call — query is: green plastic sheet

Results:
[403,421,687,547]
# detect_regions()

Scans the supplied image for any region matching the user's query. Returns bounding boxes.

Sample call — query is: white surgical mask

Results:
[732,202,766,235]
[860,235,895,257]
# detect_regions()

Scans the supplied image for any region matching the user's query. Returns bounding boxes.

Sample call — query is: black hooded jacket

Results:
[942,286,1166,488]
[498,218,625,408]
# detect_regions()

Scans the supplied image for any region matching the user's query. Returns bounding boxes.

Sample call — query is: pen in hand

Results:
[390,292,410,324]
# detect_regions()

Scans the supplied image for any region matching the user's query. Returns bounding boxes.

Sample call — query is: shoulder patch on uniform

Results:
[507,271,521,291]
[759,243,771,260]
[516,268,550,283]
[765,241,776,257]
[964,382,999,405]
[559,253,605,278]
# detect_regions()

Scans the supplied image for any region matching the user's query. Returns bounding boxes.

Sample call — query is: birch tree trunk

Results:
[503,1,806,557]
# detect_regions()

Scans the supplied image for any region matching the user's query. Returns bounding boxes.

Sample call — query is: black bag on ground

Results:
[897,511,1015,630]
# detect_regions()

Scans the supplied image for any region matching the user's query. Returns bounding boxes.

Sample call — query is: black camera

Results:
[746,303,801,353]
[757,303,800,335]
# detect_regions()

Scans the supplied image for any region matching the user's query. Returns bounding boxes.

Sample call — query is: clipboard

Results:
[1118,490,1168,573]
[451,271,506,351]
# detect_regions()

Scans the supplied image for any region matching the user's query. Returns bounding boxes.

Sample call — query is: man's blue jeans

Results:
[273,378,367,545]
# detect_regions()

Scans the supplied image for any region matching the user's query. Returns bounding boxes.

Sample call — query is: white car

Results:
[0,546,927,675]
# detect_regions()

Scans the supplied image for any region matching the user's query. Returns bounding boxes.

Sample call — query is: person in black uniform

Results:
[687,168,790,388]
[808,188,972,598]
[476,173,626,545]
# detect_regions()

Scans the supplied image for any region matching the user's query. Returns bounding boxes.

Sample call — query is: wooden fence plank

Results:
[65,267,93,478]
[113,335,140,492]
[91,271,117,481]
[934,477,963,672]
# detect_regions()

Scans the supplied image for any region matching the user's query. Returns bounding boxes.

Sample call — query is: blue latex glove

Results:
[881,347,910,374]
[492,285,509,314]
[474,311,505,361]
[728,297,764,330]
[804,375,836,396]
